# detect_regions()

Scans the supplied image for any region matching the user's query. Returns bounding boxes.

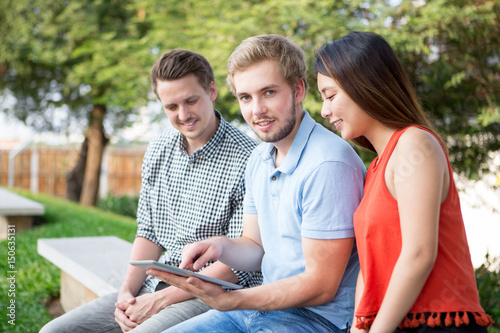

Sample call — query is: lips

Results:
[333,119,343,130]
[254,118,275,130]
[182,119,197,130]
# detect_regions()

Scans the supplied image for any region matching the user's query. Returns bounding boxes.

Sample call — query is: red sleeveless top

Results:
[353,127,493,329]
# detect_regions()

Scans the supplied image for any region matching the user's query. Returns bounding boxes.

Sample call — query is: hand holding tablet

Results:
[129,260,242,290]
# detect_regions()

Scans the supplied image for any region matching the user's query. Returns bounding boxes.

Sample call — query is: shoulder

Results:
[143,130,178,159]
[394,127,445,161]
[310,123,353,152]
[222,121,258,155]
[148,130,178,148]
[388,127,449,191]
[244,142,273,174]
[307,124,365,171]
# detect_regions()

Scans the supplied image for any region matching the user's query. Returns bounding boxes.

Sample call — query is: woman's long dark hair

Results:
[314,31,444,153]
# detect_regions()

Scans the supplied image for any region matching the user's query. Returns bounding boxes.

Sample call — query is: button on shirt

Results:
[243,111,366,329]
[137,110,261,292]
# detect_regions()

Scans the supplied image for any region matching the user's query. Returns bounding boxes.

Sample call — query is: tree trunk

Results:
[79,104,109,206]
[0,60,8,77]
[66,137,89,202]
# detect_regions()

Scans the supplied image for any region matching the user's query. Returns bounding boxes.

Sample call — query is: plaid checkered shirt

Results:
[137,110,262,292]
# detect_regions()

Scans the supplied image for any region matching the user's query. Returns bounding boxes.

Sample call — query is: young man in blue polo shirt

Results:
[151,35,366,332]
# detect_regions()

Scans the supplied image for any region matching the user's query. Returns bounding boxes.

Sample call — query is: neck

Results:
[365,123,397,157]
[185,112,220,155]
[273,110,304,168]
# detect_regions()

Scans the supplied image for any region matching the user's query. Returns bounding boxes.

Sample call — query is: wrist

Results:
[118,283,135,295]
[152,288,172,309]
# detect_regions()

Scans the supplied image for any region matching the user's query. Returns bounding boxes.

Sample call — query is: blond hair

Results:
[227,34,308,95]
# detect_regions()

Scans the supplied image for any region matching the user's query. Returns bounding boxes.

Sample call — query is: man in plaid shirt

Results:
[40,50,261,333]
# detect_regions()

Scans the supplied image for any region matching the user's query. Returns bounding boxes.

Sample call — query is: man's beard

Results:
[253,96,297,143]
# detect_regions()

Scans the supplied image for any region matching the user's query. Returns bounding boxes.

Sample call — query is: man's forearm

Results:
[210,237,353,312]
[121,236,164,296]
[203,269,336,312]
[181,235,263,272]
[218,236,264,272]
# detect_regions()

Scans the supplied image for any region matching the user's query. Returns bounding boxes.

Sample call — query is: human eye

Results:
[265,90,276,97]
[239,95,251,102]
[325,94,336,101]
[165,104,177,111]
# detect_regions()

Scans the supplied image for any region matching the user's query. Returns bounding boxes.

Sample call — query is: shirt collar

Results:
[179,110,226,162]
[259,111,315,174]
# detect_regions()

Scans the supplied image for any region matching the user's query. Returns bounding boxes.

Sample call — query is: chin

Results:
[340,132,353,140]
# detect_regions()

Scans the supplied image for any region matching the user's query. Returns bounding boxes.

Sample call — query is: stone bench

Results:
[37,236,133,312]
[0,187,45,240]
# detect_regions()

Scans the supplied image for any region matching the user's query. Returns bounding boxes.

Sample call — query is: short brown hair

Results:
[226,34,308,96]
[151,49,214,98]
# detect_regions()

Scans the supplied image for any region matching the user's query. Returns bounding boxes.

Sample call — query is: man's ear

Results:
[209,81,218,101]
[294,79,306,104]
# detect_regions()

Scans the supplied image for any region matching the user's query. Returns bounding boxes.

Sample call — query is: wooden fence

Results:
[104,147,145,197]
[0,145,146,199]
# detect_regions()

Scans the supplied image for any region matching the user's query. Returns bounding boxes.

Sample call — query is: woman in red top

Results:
[314,32,493,333]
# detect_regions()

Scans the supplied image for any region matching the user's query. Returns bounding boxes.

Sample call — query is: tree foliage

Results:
[384,0,500,178]
[1,0,499,181]
[0,0,152,132]
[0,0,154,204]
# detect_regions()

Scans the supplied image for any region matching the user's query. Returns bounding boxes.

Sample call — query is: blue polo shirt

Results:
[243,111,366,329]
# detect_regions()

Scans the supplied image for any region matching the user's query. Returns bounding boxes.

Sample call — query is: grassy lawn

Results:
[0,188,136,333]
[0,188,498,332]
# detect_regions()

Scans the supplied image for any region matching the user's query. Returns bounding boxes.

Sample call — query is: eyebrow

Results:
[163,95,199,108]
[236,84,280,98]
[319,86,336,94]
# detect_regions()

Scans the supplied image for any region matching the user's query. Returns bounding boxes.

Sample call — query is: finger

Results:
[147,269,189,288]
[186,276,225,296]
[116,294,135,310]
[115,309,138,331]
[186,276,204,288]
[180,242,219,271]
[178,260,193,271]
[180,244,203,270]
[192,252,214,271]
[115,301,129,311]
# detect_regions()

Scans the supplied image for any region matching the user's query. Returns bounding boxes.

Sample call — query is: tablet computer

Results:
[129,260,242,290]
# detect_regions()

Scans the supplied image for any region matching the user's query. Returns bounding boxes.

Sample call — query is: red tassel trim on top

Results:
[355,312,494,330]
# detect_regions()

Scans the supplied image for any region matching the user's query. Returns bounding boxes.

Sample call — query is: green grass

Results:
[0,188,136,333]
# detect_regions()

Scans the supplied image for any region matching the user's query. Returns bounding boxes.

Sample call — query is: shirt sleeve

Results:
[243,153,258,215]
[301,161,364,240]
[135,144,159,245]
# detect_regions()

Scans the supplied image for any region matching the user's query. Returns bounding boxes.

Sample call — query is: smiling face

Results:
[317,73,374,141]
[157,73,219,154]
[234,60,304,148]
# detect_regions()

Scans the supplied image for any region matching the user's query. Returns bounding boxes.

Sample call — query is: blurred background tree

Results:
[0,0,154,205]
[386,0,500,179]
[1,0,499,205]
